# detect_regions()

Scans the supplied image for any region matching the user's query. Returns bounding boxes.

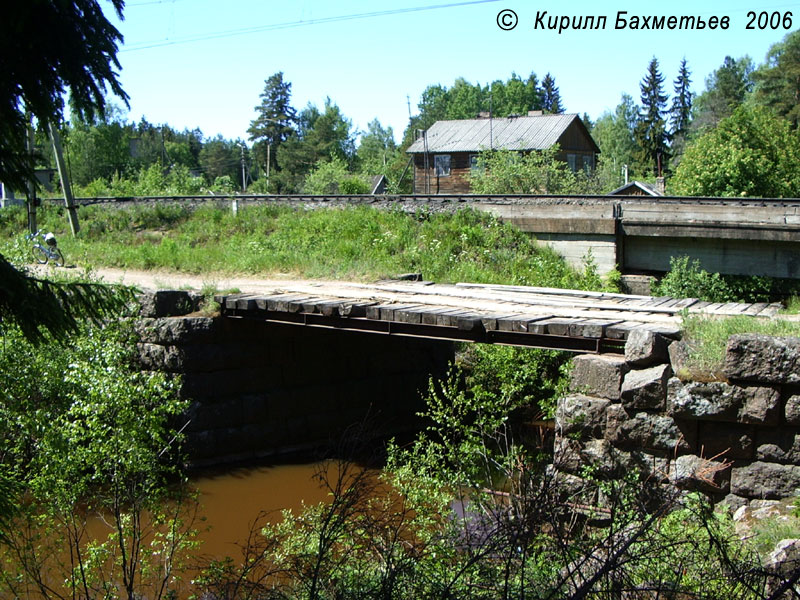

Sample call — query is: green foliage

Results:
[670,58,694,136]
[469,147,584,194]
[79,176,111,197]
[679,313,800,377]
[247,71,297,179]
[0,319,197,599]
[203,360,764,598]
[210,175,236,195]
[0,0,128,191]
[409,73,545,135]
[356,118,400,180]
[274,99,356,192]
[652,256,733,302]
[754,30,800,127]
[459,344,571,420]
[623,494,761,598]
[0,254,135,345]
[64,110,133,186]
[653,255,800,303]
[672,105,800,197]
[592,94,647,189]
[540,72,563,113]
[192,342,770,599]
[303,155,370,194]
[199,135,243,188]
[747,506,800,558]
[692,55,755,131]
[70,163,207,198]
[16,203,601,289]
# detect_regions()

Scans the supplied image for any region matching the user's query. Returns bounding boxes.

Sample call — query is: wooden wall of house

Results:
[557,120,598,153]
[413,153,472,194]
[554,120,597,170]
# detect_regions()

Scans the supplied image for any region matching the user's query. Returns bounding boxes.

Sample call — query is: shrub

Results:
[652,256,732,301]
[653,255,800,303]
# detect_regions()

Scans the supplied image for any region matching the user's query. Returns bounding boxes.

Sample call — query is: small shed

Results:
[370,174,387,195]
[406,112,599,194]
[608,179,665,197]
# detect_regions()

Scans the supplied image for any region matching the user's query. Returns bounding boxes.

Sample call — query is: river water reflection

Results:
[191,461,338,559]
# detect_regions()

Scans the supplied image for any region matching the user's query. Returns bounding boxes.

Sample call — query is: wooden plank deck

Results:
[216,280,784,354]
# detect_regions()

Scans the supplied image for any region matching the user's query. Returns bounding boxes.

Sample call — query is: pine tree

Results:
[669,59,693,168]
[541,73,564,114]
[670,58,693,137]
[635,58,670,176]
[247,72,298,177]
[0,0,128,192]
[0,254,134,345]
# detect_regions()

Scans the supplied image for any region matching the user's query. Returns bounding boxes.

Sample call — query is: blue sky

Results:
[104,0,800,143]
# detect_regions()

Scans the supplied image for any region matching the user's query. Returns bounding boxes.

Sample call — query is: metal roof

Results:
[406,114,591,154]
[608,181,663,196]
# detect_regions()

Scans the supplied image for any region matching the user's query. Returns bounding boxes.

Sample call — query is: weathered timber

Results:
[338,302,376,317]
[215,278,784,353]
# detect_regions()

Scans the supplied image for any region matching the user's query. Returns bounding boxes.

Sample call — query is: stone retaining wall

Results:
[136,291,454,466]
[556,330,800,506]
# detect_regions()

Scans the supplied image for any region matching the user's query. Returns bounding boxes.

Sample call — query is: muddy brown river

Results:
[191,461,333,558]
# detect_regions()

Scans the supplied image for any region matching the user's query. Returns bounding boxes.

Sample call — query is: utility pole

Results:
[49,122,80,235]
[25,113,37,235]
[489,94,494,151]
[266,144,271,191]
[240,144,247,192]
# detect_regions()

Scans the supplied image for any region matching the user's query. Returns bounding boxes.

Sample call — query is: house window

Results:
[567,153,578,172]
[469,154,481,172]
[582,154,594,174]
[434,154,451,177]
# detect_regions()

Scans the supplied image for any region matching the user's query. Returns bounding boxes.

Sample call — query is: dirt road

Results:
[31,264,328,295]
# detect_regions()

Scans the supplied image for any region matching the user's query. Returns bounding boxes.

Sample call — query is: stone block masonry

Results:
[136,291,454,466]
[557,330,800,505]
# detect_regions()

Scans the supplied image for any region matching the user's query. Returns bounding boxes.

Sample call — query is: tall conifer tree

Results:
[669,59,693,167]
[670,59,693,136]
[541,73,564,113]
[636,58,670,175]
[248,72,298,177]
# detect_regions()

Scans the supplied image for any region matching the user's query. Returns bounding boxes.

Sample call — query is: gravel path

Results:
[30,264,330,295]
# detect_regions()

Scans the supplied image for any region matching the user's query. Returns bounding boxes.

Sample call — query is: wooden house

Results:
[406,112,599,194]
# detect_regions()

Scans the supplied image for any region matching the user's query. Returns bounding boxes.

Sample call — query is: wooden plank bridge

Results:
[217,280,783,354]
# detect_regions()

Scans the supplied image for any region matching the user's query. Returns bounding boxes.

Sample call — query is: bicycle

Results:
[26,229,65,267]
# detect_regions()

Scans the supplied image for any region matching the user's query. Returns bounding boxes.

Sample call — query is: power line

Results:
[127,0,187,6]
[121,0,502,52]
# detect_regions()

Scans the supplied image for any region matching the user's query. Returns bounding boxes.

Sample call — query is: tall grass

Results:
[0,202,609,289]
[680,313,800,378]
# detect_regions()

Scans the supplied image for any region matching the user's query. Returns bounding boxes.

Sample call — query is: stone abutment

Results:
[136,291,454,466]
[557,329,800,505]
